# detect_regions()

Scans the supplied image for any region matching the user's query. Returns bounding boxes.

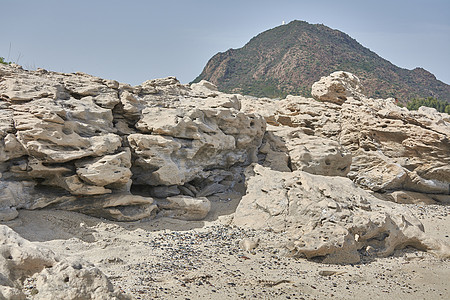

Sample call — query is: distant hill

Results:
[193,20,450,103]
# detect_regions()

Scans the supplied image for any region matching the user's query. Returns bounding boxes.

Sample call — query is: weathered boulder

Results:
[0,225,129,299]
[389,190,438,205]
[257,125,352,176]
[0,181,37,222]
[190,80,220,97]
[312,71,365,104]
[241,94,342,138]
[54,194,158,222]
[129,106,264,186]
[340,96,450,195]
[284,128,351,176]
[157,195,211,221]
[234,164,446,264]
[32,259,127,300]
[75,149,132,189]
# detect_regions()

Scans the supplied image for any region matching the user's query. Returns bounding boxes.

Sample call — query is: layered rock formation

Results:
[233,71,449,263]
[0,64,264,222]
[240,71,450,200]
[1,65,449,265]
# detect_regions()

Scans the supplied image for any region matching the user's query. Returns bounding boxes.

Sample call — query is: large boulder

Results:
[233,164,447,264]
[129,107,264,186]
[156,195,211,220]
[311,71,365,104]
[340,97,450,195]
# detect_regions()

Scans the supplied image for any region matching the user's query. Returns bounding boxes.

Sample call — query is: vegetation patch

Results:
[407,97,450,114]
[0,57,11,65]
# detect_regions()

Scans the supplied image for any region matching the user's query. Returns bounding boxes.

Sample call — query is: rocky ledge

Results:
[0,64,265,222]
[0,65,449,269]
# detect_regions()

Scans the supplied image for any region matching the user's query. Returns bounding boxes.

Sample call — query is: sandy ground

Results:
[8,197,450,300]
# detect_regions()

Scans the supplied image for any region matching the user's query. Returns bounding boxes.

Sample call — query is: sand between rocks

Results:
[9,202,449,300]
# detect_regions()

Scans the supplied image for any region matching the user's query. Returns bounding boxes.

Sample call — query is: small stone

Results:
[239,238,260,252]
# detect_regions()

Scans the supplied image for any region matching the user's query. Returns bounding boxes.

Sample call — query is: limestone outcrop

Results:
[0,65,264,222]
[240,72,450,202]
[0,64,449,264]
[237,71,449,263]
[233,164,446,264]
[0,225,129,299]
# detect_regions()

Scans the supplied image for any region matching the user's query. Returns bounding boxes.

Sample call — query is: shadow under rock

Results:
[7,128,288,243]
[8,209,100,243]
[8,186,245,243]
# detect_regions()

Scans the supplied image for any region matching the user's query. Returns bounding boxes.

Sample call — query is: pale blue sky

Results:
[2,0,449,85]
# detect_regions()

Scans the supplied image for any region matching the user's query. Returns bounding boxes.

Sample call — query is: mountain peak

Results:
[193,21,450,102]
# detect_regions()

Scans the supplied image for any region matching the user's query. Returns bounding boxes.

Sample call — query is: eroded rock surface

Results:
[233,164,445,264]
[0,65,264,221]
[0,64,449,265]
[240,72,450,200]
[0,225,128,299]
[311,71,365,104]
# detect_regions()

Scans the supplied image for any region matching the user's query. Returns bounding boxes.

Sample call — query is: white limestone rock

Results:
[340,94,450,194]
[233,164,445,264]
[157,195,211,221]
[311,71,365,104]
[1,64,448,226]
[129,107,265,186]
[389,190,438,205]
[0,207,18,222]
[190,80,220,97]
[76,149,132,188]
[241,71,449,196]
[0,73,68,101]
[54,194,158,222]
[0,225,129,299]
[0,134,26,162]
[0,181,36,221]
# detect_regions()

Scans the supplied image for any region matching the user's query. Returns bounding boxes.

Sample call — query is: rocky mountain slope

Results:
[0,64,449,298]
[193,20,450,103]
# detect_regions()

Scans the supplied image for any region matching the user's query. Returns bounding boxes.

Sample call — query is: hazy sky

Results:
[2,0,449,85]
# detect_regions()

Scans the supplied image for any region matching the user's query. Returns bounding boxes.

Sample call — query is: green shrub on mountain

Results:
[407,97,450,114]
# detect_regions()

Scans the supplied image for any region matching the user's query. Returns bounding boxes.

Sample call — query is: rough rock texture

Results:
[236,71,449,263]
[233,164,445,264]
[0,65,264,221]
[0,64,449,265]
[0,225,128,299]
[157,195,211,220]
[312,71,365,104]
[240,72,450,200]
[341,100,450,195]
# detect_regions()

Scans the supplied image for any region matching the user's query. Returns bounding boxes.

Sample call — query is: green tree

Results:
[0,57,11,65]
[407,97,449,113]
